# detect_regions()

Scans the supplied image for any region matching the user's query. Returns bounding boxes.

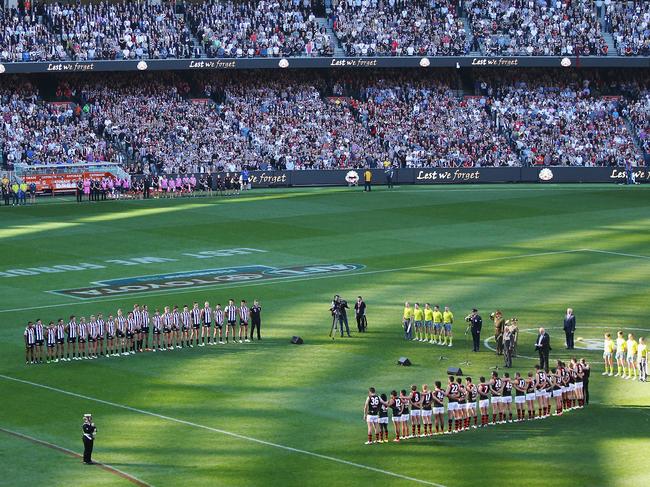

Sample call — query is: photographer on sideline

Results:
[466,309,482,352]
[331,295,351,337]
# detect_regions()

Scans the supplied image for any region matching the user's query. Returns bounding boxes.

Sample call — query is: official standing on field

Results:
[563,308,576,349]
[355,296,367,332]
[467,309,482,352]
[535,327,551,372]
[82,414,97,464]
[250,300,262,340]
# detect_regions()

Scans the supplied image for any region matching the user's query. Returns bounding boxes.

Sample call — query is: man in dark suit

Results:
[535,327,551,372]
[563,308,576,349]
[354,296,367,332]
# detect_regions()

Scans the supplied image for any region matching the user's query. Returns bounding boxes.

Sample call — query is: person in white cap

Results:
[82,414,97,464]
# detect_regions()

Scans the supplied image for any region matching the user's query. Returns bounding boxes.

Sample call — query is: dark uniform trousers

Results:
[250,306,261,340]
[250,317,261,340]
[472,328,481,351]
[82,422,96,463]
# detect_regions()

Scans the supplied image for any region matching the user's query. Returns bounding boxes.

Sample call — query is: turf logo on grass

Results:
[50,264,364,299]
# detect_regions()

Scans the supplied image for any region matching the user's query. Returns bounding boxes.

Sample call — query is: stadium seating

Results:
[2,71,647,173]
[1,1,649,61]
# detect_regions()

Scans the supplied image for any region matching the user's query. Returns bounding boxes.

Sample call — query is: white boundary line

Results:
[0,374,447,487]
[0,249,584,314]
[0,426,152,486]
[581,249,650,260]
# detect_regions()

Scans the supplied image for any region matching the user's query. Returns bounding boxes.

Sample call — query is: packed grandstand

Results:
[0,69,648,174]
[0,1,648,62]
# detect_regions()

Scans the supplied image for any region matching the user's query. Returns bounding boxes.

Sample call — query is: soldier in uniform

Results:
[503,318,517,368]
[490,310,505,355]
[82,414,97,464]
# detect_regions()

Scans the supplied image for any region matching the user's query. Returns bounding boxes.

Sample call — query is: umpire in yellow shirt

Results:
[363,169,372,192]
[403,302,413,340]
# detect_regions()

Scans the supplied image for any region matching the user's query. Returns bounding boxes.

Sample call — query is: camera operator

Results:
[331,295,351,338]
[466,309,482,352]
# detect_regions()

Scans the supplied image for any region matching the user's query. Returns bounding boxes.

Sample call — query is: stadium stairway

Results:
[461,14,479,56]
[316,17,346,57]
[599,13,617,56]
[180,13,206,58]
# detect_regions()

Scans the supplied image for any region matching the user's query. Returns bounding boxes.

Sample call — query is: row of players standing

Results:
[75,173,250,202]
[23,300,262,364]
[363,361,590,444]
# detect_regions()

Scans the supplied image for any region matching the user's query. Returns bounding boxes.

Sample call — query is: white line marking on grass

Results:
[0,426,152,487]
[581,249,650,260]
[0,375,447,487]
[0,249,584,314]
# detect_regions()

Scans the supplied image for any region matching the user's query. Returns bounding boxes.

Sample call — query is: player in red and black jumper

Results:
[387,390,403,442]
[378,393,389,442]
[432,381,446,434]
[410,385,422,437]
[420,384,433,436]
[513,372,528,421]
[446,376,459,433]
[465,377,479,428]
[477,377,490,426]
[456,377,467,432]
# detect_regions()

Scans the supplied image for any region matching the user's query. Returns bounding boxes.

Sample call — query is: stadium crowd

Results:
[331,0,468,57]
[465,0,607,56]
[1,71,648,172]
[483,73,645,166]
[606,0,650,56]
[188,0,333,58]
[1,1,650,60]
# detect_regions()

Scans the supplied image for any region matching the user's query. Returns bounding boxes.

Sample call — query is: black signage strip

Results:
[132,168,649,188]
[0,56,648,74]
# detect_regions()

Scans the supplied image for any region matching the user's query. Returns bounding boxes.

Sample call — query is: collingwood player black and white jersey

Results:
[24,326,35,345]
[56,323,66,343]
[239,305,249,324]
[191,307,201,326]
[214,307,224,326]
[225,304,237,323]
[67,321,78,340]
[46,327,56,346]
[153,314,162,334]
[34,322,44,343]
[172,310,180,330]
[97,318,105,338]
[202,306,212,325]
[181,310,191,330]
[106,319,116,338]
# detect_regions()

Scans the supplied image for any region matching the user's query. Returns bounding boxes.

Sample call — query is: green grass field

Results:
[1,184,649,487]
